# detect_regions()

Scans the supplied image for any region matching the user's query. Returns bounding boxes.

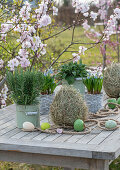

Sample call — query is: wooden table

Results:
[0,104,120,170]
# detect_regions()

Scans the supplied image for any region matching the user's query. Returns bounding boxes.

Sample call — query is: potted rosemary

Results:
[56,59,87,96]
[6,68,44,128]
[83,69,103,113]
[39,71,56,115]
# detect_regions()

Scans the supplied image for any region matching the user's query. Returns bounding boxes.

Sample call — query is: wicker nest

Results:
[50,86,88,126]
[103,63,120,98]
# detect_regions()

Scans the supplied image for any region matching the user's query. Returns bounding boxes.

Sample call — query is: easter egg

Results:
[41,122,50,130]
[23,122,35,131]
[74,119,84,132]
[108,98,117,109]
[117,97,120,104]
[105,120,117,129]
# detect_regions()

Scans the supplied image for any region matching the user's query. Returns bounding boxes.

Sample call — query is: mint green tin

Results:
[16,104,40,129]
[62,78,85,97]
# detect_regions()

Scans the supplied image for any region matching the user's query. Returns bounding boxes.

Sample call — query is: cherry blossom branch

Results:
[41,25,73,41]
[0,44,12,54]
[49,43,73,68]
[0,77,6,90]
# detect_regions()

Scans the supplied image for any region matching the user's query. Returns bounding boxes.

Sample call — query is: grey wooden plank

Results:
[0,119,15,132]
[0,124,16,136]
[53,134,73,143]
[89,114,120,145]
[1,128,21,138]
[0,150,97,169]
[11,131,30,139]
[33,133,50,141]
[66,135,84,143]
[89,159,109,170]
[42,134,61,142]
[0,111,15,119]
[0,115,15,125]
[77,134,96,144]
[0,138,97,159]
[4,104,16,111]
[88,131,112,145]
[21,132,40,140]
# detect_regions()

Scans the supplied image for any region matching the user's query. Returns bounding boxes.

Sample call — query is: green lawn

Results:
[46,26,118,66]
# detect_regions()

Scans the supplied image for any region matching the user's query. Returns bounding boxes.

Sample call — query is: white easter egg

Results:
[23,122,35,130]
[54,85,63,95]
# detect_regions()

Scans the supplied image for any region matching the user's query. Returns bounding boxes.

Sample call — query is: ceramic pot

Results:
[62,78,85,97]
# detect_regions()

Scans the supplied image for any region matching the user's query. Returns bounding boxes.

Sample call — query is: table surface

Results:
[0,104,120,161]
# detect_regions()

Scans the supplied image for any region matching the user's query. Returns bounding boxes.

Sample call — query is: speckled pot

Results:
[85,93,103,113]
[39,94,55,115]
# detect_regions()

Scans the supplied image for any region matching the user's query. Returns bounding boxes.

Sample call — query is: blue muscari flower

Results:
[100,76,103,79]
[44,72,47,76]
[87,76,90,79]
[87,72,91,76]
[94,76,98,79]
[46,68,54,75]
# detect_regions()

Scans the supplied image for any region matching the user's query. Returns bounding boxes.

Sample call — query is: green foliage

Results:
[6,68,44,105]
[83,75,103,94]
[41,73,56,95]
[56,59,87,84]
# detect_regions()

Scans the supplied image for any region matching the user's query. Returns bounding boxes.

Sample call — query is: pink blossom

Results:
[83,12,89,17]
[20,58,30,68]
[90,11,98,21]
[22,41,31,48]
[56,128,63,134]
[28,26,36,34]
[18,49,29,57]
[53,6,58,16]
[79,46,87,55]
[72,53,80,63]
[82,20,90,30]
[114,8,120,19]
[38,15,51,28]
[8,58,19,71]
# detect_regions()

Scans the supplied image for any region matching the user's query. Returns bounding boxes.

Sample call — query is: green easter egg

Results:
[74,119,84,132]
[108,98,117,109]
[41,123,50,130]
[117,97,120,104]
[105,120,117,129]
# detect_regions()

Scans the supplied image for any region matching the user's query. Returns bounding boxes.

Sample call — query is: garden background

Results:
[0,0,120,169]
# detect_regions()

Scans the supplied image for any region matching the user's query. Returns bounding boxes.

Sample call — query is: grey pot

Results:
[85,93,103,113]
[39,94,55,115]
